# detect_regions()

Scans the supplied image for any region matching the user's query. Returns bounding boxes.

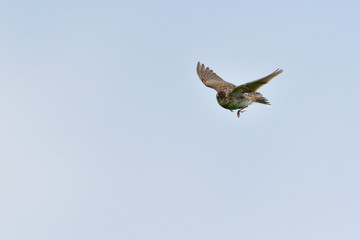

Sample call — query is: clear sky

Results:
[1,0,360,239]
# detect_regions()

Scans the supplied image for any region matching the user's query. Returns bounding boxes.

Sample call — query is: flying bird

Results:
[196,62,283,117]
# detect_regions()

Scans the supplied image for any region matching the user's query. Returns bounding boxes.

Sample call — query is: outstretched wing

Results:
[196,62,235,92]
[231,69,284,96]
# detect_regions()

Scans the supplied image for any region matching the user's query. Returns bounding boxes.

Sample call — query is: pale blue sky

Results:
[1,0,360,239]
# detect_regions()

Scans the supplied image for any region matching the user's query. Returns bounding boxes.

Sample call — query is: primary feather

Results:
[196,62,235,92]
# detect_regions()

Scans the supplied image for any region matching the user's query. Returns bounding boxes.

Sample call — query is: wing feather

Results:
[196,62,235,92]
[231,69,283,96]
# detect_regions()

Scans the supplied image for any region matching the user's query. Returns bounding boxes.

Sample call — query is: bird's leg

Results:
[237,107,247,118]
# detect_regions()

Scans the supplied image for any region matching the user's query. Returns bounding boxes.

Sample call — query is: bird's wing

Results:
[196,62,235,92]
[231,69,283,96]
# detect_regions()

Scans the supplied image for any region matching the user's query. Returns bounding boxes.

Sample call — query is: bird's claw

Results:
[237,109,246,118]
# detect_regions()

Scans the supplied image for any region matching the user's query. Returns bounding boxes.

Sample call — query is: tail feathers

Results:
[249,92,270,105]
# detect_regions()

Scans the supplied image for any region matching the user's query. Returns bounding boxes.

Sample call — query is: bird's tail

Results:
[248,92,270,105]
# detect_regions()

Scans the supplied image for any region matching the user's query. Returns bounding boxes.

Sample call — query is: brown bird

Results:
[196,62,283,117]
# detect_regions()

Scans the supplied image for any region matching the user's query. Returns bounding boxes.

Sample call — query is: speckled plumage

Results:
[196,62,283,117]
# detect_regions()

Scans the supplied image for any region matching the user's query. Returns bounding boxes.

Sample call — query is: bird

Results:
[196,62,283,117]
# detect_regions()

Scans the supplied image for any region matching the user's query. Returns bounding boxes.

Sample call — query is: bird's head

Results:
[216,91,226,100]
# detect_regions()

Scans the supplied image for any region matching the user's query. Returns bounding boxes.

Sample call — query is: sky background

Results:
[1,0,360,239]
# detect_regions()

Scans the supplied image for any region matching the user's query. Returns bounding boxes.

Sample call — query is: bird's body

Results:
[196,62,283,117]
[217,90,254,110]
